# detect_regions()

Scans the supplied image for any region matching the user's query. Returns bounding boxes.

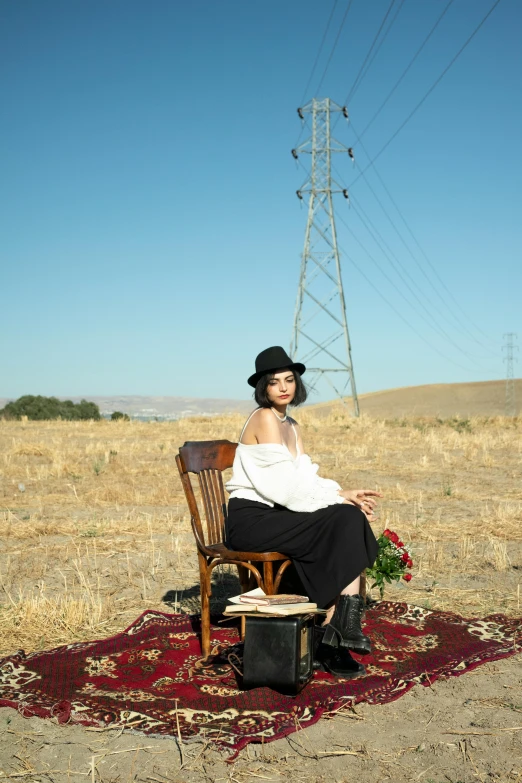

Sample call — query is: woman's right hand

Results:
[338,489,382,521]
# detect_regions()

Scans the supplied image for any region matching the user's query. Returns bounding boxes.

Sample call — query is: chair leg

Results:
[360,570,367,603]
[273,559,293,593]
[263,561,274,594]
[237,564,253,641]
[237,564,252,594]
[198,556,211,661]
[200,588,211,661]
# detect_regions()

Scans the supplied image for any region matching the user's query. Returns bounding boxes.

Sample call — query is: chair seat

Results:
[206,543,288,562]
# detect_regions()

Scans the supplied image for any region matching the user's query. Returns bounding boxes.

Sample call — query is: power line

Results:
[334,219,493,376]
[314,0,354,97]
[347,197,492,365]
[344,0,398,105]
[335,205,497,374]
[294,142,497,378]
[346,0,406,104]
[348,127,500,350]
[352,0,502,182]
[355,0,454,144]
[341,146,497,353]
[371,166,500,348]
[294,1,351,153]
[312,151,495,363]
[341,208,455,342]
[298,0,339,107]
[341,1,500,347]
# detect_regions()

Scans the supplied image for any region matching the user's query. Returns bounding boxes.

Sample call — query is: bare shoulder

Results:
[255,407,280,429]
[253,407,282,444]
[288,415,299,427]
[241,407,281,445]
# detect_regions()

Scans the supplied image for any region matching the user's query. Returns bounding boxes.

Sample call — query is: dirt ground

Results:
[0,412,521,781]
[0,652,521,783]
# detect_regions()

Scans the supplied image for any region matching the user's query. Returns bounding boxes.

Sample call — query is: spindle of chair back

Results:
[176,440,238,549]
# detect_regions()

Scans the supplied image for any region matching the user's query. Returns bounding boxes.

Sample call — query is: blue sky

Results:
[1,0,520,403]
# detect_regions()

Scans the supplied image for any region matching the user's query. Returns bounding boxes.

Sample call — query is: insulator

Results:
[348,147,355,160]
[343,189,349,200]
[342,107,349,120]
[291,149,298,160]
[297,108,304,120]
[296,190,303,200]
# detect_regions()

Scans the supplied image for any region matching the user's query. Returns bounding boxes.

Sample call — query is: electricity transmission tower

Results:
[503,332,518,417]
[290,98,360,416]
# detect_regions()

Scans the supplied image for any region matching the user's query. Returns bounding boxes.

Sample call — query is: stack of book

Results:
[224,587,324,616]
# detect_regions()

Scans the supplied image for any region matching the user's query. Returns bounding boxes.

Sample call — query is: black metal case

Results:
[242,614,315,695]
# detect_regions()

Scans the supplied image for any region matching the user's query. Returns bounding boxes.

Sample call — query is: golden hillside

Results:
[308,379,522,418]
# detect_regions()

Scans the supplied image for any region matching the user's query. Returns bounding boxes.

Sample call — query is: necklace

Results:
[270,407,287,423]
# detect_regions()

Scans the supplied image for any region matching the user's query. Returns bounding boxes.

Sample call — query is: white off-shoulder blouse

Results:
[225,408,345,513]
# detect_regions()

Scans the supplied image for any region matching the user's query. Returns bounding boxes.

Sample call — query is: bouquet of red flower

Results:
[366,528,413,599]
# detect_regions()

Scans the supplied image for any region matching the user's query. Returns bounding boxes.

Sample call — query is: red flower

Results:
[397,541,404,548]
[401,552,409,563]
[383,529,391,538]
[390,532,399,544]
[407,559,413,568]
[403,573,412,582]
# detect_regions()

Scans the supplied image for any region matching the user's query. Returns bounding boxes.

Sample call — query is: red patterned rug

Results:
[1,603,521,756]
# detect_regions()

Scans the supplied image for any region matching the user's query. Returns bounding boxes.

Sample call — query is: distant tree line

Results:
[0,395,101,421]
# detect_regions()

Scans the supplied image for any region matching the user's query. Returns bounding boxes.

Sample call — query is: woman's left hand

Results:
[339,489,382,520]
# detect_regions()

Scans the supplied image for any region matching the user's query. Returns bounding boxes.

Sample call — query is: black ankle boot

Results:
[313,626,366,678]
[321,595,371,655]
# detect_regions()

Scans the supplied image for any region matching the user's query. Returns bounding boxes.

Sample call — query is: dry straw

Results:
[0,412,520,654]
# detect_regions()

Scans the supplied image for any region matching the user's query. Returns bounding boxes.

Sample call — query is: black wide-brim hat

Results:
[248,346,306,388]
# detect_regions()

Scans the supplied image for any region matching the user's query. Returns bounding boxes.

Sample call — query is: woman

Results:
[225,346,380,678]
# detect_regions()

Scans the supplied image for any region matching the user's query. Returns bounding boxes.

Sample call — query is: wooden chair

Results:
[175,440,292,660]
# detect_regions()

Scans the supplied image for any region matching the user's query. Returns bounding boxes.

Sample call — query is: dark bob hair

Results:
[254,368,308,408]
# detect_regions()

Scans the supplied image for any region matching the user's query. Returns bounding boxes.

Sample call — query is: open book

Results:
[224,603,319,616]
[240,593,309,606]
[224,587,321,616]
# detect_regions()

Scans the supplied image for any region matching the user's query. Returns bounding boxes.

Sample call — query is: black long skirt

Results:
[225,498,379,609]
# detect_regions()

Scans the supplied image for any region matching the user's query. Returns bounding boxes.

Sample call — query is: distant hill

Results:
[307,379,522,418]
[1,380,520,421]
[0,395,255,421]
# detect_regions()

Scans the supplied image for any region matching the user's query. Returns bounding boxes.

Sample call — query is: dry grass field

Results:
[0,410,521,782]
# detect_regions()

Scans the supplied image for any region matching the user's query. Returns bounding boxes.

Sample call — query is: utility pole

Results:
[290,98,359,416]
[503,333,518,417]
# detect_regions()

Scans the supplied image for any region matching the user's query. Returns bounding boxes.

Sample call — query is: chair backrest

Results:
[176,440,237,550]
